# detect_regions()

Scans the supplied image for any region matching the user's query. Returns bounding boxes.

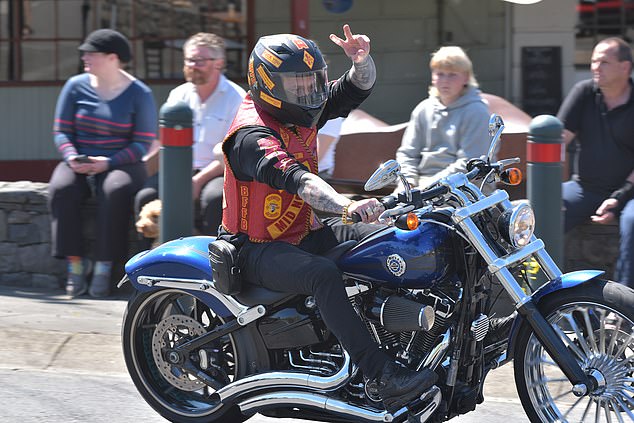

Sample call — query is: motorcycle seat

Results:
[233,285,294,307]
[232,240,358,307]
[322,240,358,261]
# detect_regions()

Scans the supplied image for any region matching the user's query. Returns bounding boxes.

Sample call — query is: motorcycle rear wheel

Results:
[122,288,269,423]
[514,279,634,422]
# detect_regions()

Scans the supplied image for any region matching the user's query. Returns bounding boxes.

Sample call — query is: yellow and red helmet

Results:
[248,34,328,128]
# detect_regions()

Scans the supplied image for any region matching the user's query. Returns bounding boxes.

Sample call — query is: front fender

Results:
[530,269,606,303]
[503,270,605,363]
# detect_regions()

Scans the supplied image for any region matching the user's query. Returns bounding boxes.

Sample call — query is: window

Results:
[0,0,249,82]
[575,0,634,65]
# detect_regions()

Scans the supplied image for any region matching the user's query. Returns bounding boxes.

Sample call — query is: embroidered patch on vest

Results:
[239,185,249,231]
[266,196,304,239]
[264,194,282,220]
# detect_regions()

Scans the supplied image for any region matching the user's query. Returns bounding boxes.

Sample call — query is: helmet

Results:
[248,34,328,127]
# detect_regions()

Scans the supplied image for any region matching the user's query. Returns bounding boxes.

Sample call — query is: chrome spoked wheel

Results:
[519,302,634,422]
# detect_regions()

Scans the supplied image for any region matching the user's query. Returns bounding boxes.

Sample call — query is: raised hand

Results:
[329,24,370,63]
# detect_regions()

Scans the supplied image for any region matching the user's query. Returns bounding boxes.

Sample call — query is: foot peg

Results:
[407,386,441,423]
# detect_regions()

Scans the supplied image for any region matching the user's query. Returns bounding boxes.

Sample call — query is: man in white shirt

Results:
[135,33,246,244]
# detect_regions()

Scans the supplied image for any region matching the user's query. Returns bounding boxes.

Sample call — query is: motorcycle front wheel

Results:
[122,288,269,423]
[514,279,634,422]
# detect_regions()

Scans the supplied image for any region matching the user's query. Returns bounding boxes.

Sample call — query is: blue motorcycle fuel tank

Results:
[337,222,454,289]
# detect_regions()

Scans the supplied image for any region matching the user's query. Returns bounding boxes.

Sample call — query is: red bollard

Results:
[159,101,193,244]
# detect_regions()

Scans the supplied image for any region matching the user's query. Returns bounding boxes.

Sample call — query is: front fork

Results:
[452,189,598,396]
[493,243,597,396]
[513,247,598,396]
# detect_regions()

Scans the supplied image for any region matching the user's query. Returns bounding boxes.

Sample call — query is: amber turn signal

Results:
[406,212,419,230]
[500,168,522,186]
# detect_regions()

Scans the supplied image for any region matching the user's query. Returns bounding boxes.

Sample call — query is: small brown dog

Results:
[136,199,162,240]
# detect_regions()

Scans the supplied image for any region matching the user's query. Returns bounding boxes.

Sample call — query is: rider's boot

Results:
[376,361,438,412]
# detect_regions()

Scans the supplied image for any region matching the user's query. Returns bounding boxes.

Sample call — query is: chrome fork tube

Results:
[451,189,563,306]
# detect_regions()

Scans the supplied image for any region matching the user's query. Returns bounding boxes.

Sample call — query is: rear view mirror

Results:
[364,160,401,191]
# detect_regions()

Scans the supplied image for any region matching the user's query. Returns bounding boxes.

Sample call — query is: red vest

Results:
[222,95,323,244]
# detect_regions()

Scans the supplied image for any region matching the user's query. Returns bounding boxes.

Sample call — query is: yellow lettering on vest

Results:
[240,185,249,230]
[266,196,305,239]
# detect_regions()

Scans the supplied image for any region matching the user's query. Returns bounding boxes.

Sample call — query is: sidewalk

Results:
[0,284,130,375]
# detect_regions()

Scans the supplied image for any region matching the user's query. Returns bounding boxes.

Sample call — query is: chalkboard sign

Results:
[521,46,562,117]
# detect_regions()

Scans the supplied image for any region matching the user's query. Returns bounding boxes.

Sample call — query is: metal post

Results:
[527,115,564,267]
[158,101,193,244]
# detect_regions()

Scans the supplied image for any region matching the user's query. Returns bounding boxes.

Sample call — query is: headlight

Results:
[498,202,535,248]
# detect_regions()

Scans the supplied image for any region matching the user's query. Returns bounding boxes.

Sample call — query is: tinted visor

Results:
[272,69,328,107]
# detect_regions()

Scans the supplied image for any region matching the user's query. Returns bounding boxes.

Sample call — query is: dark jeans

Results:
[48,161,146,261]
[563,180,634,287]
[236,218,389,379]
[134,172,224,239]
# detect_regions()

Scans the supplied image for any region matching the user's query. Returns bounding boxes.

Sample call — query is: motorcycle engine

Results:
[354,286,456,364]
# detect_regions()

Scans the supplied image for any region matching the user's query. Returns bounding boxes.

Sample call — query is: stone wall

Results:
[0,181,142,290]
[0,181,621,290]
[0,181,64,289]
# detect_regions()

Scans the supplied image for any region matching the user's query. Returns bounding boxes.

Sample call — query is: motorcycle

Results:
[120,114,634,422]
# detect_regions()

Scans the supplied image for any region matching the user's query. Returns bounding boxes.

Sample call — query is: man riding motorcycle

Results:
[218,24,438,411]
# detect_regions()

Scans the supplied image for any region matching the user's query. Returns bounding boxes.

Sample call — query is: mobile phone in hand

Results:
[73,155,92,163]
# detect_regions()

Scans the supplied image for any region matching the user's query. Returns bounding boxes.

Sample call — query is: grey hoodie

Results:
[396,87,491,188]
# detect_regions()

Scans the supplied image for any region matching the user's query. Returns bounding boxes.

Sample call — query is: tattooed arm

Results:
[297,173,350,214]
[349,55,376,90]
[297,173,383,223]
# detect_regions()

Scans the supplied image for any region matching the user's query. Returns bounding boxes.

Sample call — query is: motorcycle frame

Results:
[439,170,599,395]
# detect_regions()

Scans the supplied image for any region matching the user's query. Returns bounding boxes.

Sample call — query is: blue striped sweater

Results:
[53,73,157,169]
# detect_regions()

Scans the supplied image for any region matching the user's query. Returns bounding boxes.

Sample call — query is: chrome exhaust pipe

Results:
[237,391,406,422]
[216,351,352,402]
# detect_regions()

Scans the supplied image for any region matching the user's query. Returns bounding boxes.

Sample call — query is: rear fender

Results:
[503,270,605,363]
[123,236,245,319]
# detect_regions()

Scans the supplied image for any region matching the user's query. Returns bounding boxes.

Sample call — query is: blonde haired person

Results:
[396,46,490,190]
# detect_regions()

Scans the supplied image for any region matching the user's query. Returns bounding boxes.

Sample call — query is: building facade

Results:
[0,0,612,180]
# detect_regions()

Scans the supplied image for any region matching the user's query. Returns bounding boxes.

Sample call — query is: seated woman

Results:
[48,29,157,298]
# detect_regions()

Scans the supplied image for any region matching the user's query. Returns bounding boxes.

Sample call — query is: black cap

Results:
[79,29,132,63]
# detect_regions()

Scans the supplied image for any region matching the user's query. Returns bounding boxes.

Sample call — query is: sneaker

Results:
[376,361,438,412]
[89,273,111,298]
[65,273,88,298]
[65,258,92,298]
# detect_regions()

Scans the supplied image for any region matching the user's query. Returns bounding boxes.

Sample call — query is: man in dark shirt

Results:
[557,37,634,287]
[219,25,437,411]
